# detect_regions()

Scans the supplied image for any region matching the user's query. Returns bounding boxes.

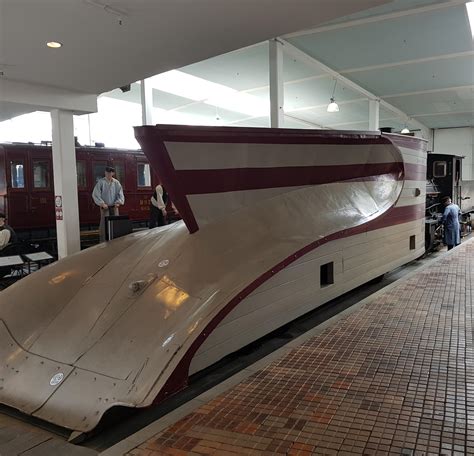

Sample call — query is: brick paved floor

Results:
[127,241,474,455]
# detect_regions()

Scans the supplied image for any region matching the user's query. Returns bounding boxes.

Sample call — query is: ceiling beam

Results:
[0,79,97,115]
[412,110,474,118]
[279,39,430,136]
[382,85,474,99]
[342,50,474,75]
[284,0,467,38]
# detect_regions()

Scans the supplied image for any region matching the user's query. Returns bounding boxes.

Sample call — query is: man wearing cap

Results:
[92,166,125,242]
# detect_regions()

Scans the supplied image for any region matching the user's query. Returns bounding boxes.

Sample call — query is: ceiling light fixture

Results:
[327,79,339,113]
[466,1,474,38]
[46,41,62,48]
[401,126,410,134]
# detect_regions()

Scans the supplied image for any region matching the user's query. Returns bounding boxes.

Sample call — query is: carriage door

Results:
[7,148,29,230]
[30,151,55,228]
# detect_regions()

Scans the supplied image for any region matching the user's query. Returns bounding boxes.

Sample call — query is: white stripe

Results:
[166,142,401,170]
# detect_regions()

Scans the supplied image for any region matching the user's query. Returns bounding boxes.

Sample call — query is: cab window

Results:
[433,161,447,178]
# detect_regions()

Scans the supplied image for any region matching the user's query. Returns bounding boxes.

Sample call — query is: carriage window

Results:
[433,161,447,178]
[11,161,25,188]
[137,163,151,187]
[410,235,416,250]
[93,163,106,183]
[114,163,125,185]
[33,160,50,189]
[76,161,87,187]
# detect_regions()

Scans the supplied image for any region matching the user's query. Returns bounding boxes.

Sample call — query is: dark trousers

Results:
[150,206,166,228]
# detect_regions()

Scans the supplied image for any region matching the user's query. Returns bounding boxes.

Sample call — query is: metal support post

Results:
[269,39,284,128]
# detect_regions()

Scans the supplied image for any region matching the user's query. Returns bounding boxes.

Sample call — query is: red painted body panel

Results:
[0,144,168,231]
[0,146,7,215]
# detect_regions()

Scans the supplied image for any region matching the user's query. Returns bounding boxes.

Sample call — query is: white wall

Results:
[433,127,474,180]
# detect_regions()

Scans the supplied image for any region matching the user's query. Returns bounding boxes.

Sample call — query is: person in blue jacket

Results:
[442,196,461,250]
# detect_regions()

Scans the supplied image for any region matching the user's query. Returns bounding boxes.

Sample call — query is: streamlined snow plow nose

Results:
[0,125,426,433]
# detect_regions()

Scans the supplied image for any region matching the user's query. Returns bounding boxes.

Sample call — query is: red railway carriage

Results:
[0,143,159,232]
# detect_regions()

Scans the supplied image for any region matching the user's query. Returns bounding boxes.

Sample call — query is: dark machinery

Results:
[425,153,474,251]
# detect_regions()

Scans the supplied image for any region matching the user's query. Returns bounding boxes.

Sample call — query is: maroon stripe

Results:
[176,163,403,195]
[136,125,426,152]
[145,125,390,145]
[137,135,199,234]
[153,202,426,402]
[163,135,391,146]
[404,163,427,181]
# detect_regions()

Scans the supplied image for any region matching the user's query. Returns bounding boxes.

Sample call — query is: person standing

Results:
[441,196,461,250]
[150,184,168,228]
[92,166,125,242]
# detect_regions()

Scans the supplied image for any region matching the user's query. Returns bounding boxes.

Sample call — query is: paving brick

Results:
[134,241,473,455]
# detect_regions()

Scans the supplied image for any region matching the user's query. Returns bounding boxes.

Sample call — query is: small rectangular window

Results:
[11,161,25,188]
[410,235,416,250]
[320,262,334,287]
[33,160,50,189]
[137,163,151,187]
[433,161,447,178]
[76,161,87,187]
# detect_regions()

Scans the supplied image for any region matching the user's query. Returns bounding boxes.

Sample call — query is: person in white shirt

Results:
[0,213,16,250]
[150,184,168,228]
[92,166,125,242]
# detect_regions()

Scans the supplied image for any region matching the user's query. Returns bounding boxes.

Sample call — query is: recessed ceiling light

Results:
[46,41,62,49]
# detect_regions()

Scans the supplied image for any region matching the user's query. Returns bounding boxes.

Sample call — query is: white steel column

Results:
[368,99,380,131]
[140,79,153,125]
[269,39,284,128]
[51,109,81,258]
